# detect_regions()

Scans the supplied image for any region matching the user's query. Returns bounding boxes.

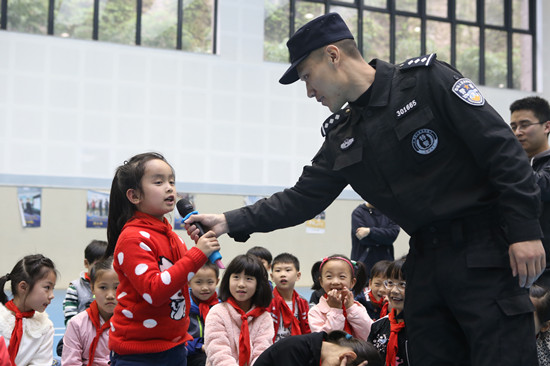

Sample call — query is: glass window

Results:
[426,20,450,62]
[485,0,504,26]
[512,0,529,30]
[396,0,417,13]
[295,1,324,30]
[98,0,136,45]
[141,0,177,49]
[512,33,532,91]
[364,0,387,9]
[484,29,507,88]
[426,0,447,17]
[395,16,421,62]
[181,0,215,53]
[330,6,358,40]
[456,0,476,22]
[362,10,389,62]
[7,0,49,34]
[264,0,289,63]
[456,24,480,83]
[54,0,94,40]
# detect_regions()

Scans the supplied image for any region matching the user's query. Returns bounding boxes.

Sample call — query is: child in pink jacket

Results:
[204,254,274,366]
[62,257,119,366]
[308,254,373,340]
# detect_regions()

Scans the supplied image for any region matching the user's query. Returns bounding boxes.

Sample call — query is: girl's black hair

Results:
[320,254,367,296]
[326,330,384,366]
[530,284,550,324]
[89,256,115,286]
[218,254,272,308]
[370,260,391,280]
[0,254,57,305]
[105,152,173,258]
[311,260,323,291]
[385,258,406,281]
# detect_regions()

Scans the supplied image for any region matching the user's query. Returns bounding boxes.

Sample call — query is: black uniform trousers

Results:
[404,211,537,366]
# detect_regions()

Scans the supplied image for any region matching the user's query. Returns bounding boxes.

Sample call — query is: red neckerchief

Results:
[5,300,35,366]
[84,272,91,282]
[198,292,219,320]
[227,297,266,366]
[85,300,110,366]
[380,301,389,318]
[272,288,301,334]
[386,308,406,366]
[323,294,353,335]
[368,290,386,309]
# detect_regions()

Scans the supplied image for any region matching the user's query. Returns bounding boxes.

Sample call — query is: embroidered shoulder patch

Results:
[452,78,485,106]
[321,108,351,137]
[398,53,437,71]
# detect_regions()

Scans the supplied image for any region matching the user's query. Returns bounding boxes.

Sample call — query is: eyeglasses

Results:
[510,121,544,132]
[384,280,406,291]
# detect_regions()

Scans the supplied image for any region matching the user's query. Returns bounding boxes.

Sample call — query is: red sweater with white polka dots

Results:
[108,211,208,355]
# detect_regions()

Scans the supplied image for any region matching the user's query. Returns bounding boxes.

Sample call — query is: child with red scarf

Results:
[269,253,310,342]
[368,258,408,366]
[0,254,57,366]
[356,260,391,321]
[308,255,372,341]
[204,254,273,366]
[62,257,118,366]
[187,262,220,366]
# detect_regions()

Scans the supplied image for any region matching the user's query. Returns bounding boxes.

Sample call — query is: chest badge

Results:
[452,78,485,106]
[340,137,355,150]
[412,129,438,155]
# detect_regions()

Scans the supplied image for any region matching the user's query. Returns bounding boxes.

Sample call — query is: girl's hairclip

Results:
[345,333,352,340]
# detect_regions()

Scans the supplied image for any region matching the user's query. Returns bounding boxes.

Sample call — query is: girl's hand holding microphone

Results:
[195,230,220,258]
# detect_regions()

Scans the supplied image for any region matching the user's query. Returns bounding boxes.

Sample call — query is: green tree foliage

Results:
[54,0,94,39]
[7,0,49,34]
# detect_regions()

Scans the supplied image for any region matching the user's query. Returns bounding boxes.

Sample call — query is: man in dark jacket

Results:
[350,202,400,274]
[511,96,550,288]
[186,13,545,366]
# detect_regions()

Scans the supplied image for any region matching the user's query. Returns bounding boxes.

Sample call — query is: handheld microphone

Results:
[176,198,225,269]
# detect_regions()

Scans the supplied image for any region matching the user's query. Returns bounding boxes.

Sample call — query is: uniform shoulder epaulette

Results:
[321,107,351,137]
[398,53,437,71]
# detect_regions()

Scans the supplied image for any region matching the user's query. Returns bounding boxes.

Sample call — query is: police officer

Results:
[186,13,545,366]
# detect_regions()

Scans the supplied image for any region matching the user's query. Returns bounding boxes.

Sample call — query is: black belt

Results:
[412,210,500,248]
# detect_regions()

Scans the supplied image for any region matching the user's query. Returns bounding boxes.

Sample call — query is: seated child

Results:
[308,254,372,340]
[247,246,274,289]
[0,254,57,366]
[356,260,390,320]
[204,254,274,366]
[254,330,383,366]
[62,257,118,366]
[530,284,550,366]
[187,262,220,366]
[63,240,108,325]
[368,258,408,366]
[309,261,325,306]
[269,253,310,342]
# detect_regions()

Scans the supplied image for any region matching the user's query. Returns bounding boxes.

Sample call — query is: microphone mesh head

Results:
[176,198,194,217]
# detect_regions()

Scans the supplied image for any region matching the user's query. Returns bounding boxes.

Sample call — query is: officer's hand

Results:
[184,214,228,242]
[509,240,546,288]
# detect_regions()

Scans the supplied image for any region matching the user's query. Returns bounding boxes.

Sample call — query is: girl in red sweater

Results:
[105,152,221,366]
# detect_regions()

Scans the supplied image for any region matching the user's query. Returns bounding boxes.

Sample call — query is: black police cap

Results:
[279,13,354,85]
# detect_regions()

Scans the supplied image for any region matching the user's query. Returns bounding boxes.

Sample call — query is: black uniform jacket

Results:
[254,331,324,366]
[225,56,541,244]
[533,149,550,255]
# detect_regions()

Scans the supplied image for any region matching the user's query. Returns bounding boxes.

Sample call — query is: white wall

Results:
[0,0,548,287]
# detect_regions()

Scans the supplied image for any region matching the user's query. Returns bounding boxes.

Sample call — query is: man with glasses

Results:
[511,96,550,288]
